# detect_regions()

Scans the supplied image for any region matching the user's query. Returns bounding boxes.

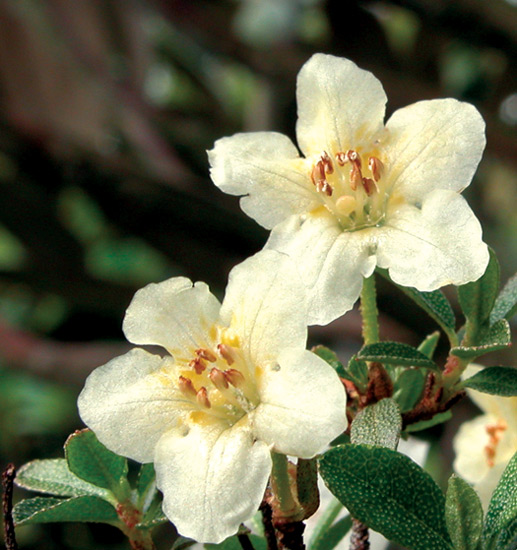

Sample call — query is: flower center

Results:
[176,329,260,426]
[309,148,389,230]
[484,420,507,468]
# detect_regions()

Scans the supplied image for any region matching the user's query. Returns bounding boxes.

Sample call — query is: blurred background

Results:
[1,0,516,548]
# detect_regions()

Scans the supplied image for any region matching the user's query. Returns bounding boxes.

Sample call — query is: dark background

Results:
[1,1,516,548]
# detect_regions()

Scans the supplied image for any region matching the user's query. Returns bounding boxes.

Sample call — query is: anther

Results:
[224,368,245,388]
[189,357,206,375]
[209,367,229,390]
[335,195,357,216]
[335,152,347,166]
[217,344,236,366]
[484,421,507,467]
[362,177,377,196]
[317,180,333,196]
[311,161,332,196]
[368,156,384,182]
[349,164,363,191]
[196,387,211,408]
[196,348,217,362]
[178,376,197,397]
[321,151,334,174]
[346,150,362,168]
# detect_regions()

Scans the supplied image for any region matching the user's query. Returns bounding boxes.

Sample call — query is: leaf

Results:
[15,459,111,500]
[357,342,438,370]
[204,534,267,550]
[312,346,345,378]
[458,247,500,328]
[346,357,369,390]
[451,319,511,360]
[393,369,426,413]
[351,398,401,450]
[418,331,441,359]
[463,367,517,396]
[65,429,128,495]
[309,515,352,550]
[13,495,118,526]
[404,411,452,434]
[137,501,168,529]
[171,536,197,549]
[491,271,517,324]
[445,475,483,550]
[483,451,517,550]
[378,269,456,342]
[319,445,452,550]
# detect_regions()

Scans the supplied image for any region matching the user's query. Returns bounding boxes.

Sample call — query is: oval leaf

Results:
[463,366,517,396]
[393,369,426,413]
[357,342,438,370]
[319,444,452,550]
[491,271,517,324]
[312,345,345,378]
[351,398,401,450]
[13,495,118,526]
[309,515,352,550]
[451,319,511,360]
[445,475,483,550]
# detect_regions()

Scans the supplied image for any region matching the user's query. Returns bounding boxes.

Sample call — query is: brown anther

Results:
[362,177,377,196]
[189,357,206,374]
[178,376,197,397]
[317,180,333,196]
[346,149,362,168]
[349,164,363,191]
[196,348,217,362]
[209,367,229,390]
[217,343,235,365]
[368,156,384,182]
[321,151,334,174]
[196,387,211,408]
[484,421,507,467]
[335,151,348,166]
[311,161,332,196]
[224,368,246,388]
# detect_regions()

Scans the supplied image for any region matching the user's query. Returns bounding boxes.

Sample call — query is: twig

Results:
[238,533,256,550]
[2,463,18,550]
[349,519,369,550]
[260,496,278,550]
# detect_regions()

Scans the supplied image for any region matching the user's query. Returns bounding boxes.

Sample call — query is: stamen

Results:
[189,357,206,375]
[484,421,507,467]
[196,348,217,362]
[209,367,229,390]
[368,156,384,182]
[335,151,347,166]
[224,368,246,388]
[311,161,333,196]
[178,376,197,398]
[321,151,334,174]
[346,150,362,168]
[218,343,236,365]
[335,195,357,216]
[196,387,211,408]
[349,164,362,191]
[362,177,377,196]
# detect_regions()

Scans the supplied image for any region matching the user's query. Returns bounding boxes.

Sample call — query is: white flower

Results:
[453,367,517,508]
[78,251,347,543]
[208,53,489,325]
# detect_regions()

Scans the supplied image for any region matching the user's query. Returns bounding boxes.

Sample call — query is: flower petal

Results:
[220,250,308,364]
[385,99,485,202]
[296,53,387,156]
[252,348,347,457]
[123,277,221,357]
[78,349,192,463]
[154,421,272,543]
[265,213,376,325]
[378,189,489,290]
[208,132,319,229]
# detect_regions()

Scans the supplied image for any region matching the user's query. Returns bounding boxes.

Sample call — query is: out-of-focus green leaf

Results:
[204,534,267,549]
[309,515,352,550]
[490,272,517,324]
[404,411,452,433]
[463,366,517,396]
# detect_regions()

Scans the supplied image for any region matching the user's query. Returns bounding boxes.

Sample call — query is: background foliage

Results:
[1,0,517,548]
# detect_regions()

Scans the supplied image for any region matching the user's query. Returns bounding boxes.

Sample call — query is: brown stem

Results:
[238,533,256,550]
[260,496,279,550]
[273,520,305,550]
[2,463,18,550]
[349,519,369,550]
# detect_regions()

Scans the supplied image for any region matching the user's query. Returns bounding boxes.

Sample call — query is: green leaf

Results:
[463,367,517,396]
[15,459,111,500]
[171,536,197,549]
[404,411,452,434]
[346,357,369,390]
[491,272,517,324]
[492,515,517,550]
[137,501,168,529]
[351,398,401,450]
[483,451,517,550]
[393,369,426,413]
[319,444,452,550]
[378,269,456,342]
[418,331,441,359]
[309,515,352,550]
[357,342,438,370]
[445,475,483,550]
[451,319,511,360]
[458,248,500,328]
[13,495,118,526]
[312,345,345,377]
[65,429,128,496]
[204,534,267,550]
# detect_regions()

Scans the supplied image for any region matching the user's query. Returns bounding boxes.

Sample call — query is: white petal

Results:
[78,349,192,463]
[385,99,486,202]
[252,348,347,457]
[208,132,319,229]
[220,250,308,364]
[154,421,272,543]
[123,277,221,356]
[265,213,376,325]
[296,54,387,156]
[378,189,489,290]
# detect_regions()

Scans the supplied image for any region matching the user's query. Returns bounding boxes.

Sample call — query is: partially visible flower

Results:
[78,251,347,543]
[209,53,489,325]
[453,366,517,508]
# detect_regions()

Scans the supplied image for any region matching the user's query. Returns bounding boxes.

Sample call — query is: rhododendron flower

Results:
[453,366,517,508]
[78,251,347,543]
[209,53,489,325]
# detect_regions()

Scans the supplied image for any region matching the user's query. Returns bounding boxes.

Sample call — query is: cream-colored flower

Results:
[78,251,347,543]
[453,367,517,508]
[209,53,489,325]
